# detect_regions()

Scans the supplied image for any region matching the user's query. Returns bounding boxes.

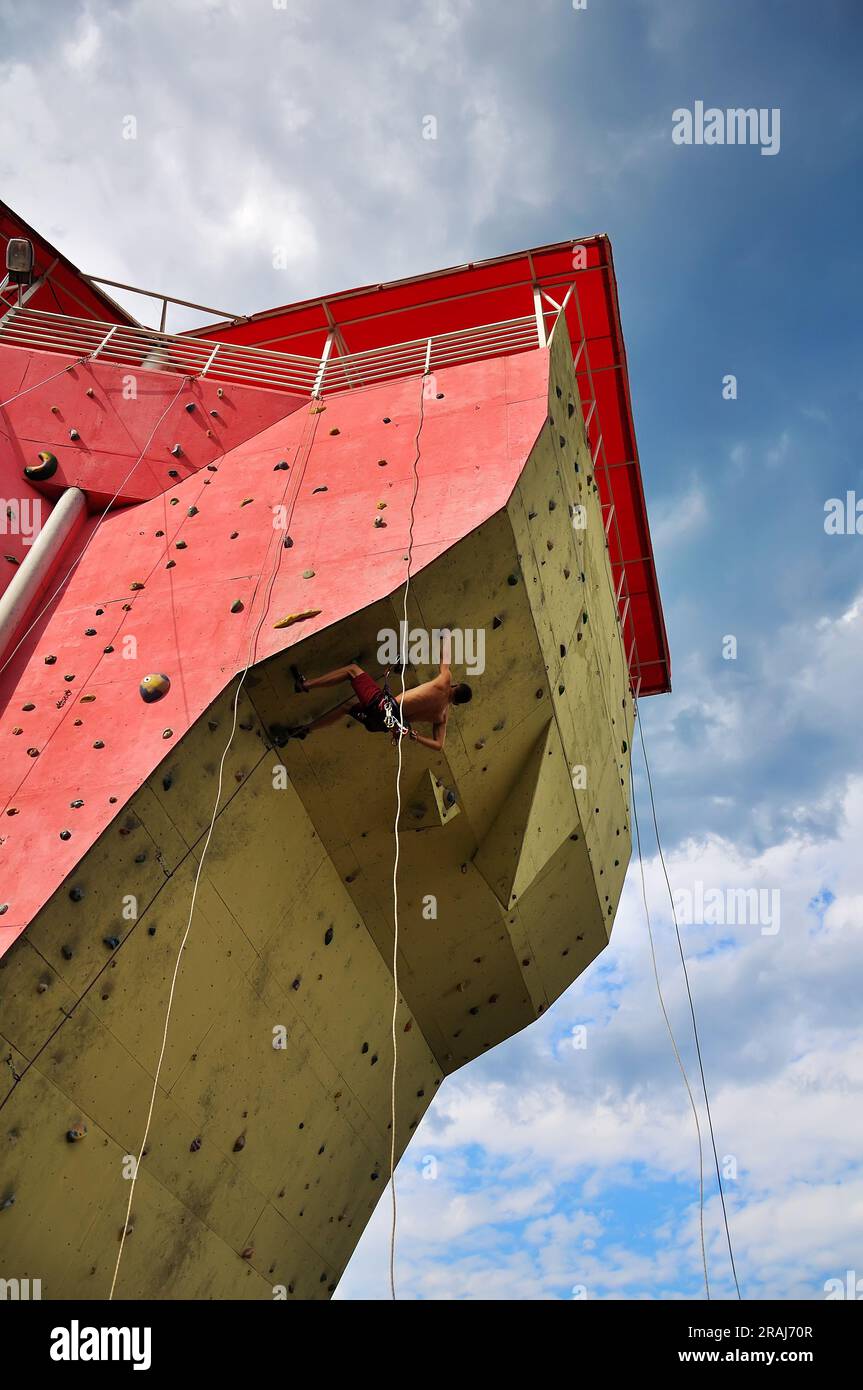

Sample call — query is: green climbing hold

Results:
[302,569,315,579]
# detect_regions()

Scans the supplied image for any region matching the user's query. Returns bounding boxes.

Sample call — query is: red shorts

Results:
[350,671,382,708]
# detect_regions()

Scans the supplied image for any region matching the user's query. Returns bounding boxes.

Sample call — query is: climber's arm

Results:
[439,627,452,678]
[411,719,447,753]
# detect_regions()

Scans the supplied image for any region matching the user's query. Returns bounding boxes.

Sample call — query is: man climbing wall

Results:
[273,630,472,750]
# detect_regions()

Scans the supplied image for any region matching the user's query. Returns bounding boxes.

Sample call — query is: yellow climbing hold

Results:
[273,609,322,630]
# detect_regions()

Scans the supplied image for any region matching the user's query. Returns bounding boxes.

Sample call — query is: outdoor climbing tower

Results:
[0,201,669,1298]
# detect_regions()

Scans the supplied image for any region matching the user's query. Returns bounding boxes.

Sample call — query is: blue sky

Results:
[2,0,861,1299]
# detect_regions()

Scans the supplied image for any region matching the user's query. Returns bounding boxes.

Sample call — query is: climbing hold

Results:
[329,427,340,436]
[148,925,156,936]
[274,460,289,471]
[25,451,58,482]
[190,1137,202,1153]
[184,401,195,412]
[0,904,6,914]
[549,500,556,511]
[11,726,21,735]
[162,774,173,791]
[0,1196,15,1211]
[162,728,173,740]
[44,654,56,665]
[130,581,145,591]
[187,505,198,517]
[4,809,16,817]
[283,536,293,548]
[26,747,39,757]
[139,673,171,704]
[22,702,35,711]
[63,674,75,682]
[66,1122,87,1143]
[302,569,315,579]
[37,980,49,994]
[230,599,244,613]
[233,1135,246,1152]
[443,788,457,808]
[272,609,320,629]
[165,560,175,569]
[312,486,327,494]
[51,404,60,414]
[373,516,386,528]
[507,574,518,586]
[169,497,179,506]
[217,388,224,398]
[436,392,444,399]
[86,387,95,398]
[134,851,146,864]
[492,616,502,629]
[383,416,391,424]
[493,719,505,732]
[229,531,239,539]
[175,540,187,550]
[376,500,387,510]
[171,444,183,457]
[474,738,485,750]
[240,497,253,507]
[528,510,537,520]
[69,887,84,902]
[103,645,114,654]
[84,628,96,637]
[324,926,334,946]
[168,469,179,479]
[70,798,84,808]
[69,428,80,441]
[377,458,388,467]
[103,936,120,949]
[62,945,74,960]
[241,1247,255,1261]
[5,554,18,565]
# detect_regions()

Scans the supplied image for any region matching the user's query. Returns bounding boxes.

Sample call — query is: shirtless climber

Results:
[271,631,472,751]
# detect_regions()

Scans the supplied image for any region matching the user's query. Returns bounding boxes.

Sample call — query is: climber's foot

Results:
[270,722,308,746]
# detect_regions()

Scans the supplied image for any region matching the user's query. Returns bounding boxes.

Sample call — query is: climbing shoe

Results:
[270,723,308,746]
[290,664,309,693]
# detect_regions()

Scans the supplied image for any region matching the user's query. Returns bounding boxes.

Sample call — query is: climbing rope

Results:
[635,707,743,1299]
[0,354,91,412]
[388,374,426,1301]
[110,395,323,1299]
[630,758,710,1298]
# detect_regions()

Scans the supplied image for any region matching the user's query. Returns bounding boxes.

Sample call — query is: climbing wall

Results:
[0,323,632,1298]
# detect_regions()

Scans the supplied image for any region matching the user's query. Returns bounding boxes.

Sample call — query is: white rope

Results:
[388,374,426,1300]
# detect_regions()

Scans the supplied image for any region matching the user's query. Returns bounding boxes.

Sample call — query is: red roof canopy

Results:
[188,236,670,694]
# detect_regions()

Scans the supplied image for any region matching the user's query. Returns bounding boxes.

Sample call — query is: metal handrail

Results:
[0,304,550,399]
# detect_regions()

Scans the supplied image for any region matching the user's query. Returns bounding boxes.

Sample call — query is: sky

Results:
[1,0,861,1300]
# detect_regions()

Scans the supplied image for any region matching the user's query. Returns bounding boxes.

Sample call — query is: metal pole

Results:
[0,487,87,664]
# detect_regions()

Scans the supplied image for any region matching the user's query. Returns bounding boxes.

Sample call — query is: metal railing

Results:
[0,304,546,398]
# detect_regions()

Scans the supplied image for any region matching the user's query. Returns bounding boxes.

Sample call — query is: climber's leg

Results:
[301,662,363,691]
[306,699,358,732]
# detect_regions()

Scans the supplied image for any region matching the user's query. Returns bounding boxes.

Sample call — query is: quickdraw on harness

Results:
[379,669,412,738]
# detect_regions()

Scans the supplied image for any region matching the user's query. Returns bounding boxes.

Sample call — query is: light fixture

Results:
[6,238,35,285]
